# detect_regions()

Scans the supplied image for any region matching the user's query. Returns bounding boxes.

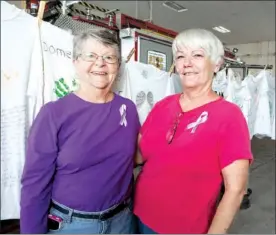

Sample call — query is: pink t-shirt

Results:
[134,94,253,234]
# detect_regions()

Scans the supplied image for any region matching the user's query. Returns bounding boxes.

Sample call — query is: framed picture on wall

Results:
[147,50,167,71]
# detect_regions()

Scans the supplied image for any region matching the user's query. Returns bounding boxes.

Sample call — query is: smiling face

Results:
[175,47,221,90]
[73,38,120,90]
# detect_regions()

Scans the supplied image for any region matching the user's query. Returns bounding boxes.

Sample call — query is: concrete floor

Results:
[229,137,275,234]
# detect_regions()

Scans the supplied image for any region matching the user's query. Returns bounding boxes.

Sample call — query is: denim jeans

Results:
[47,199,137,234]
[137,218,158,234]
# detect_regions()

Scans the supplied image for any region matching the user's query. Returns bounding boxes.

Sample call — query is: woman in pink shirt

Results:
[134,28,253,234]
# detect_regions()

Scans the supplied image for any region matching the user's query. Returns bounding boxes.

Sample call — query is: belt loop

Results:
[66,208,74,223]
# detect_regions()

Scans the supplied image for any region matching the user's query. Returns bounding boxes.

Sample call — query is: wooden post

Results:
[36,1,48,104]
[37,1,47,26]
[126,48,135,63]
[21,0,27,10]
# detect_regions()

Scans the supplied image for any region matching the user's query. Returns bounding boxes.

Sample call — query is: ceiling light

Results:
[212,26,231,33]
[163,1,188,13]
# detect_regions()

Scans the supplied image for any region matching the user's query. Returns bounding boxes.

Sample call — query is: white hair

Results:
[172,28,225,64]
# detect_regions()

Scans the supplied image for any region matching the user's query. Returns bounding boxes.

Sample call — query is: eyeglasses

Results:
[166,112,183,144]
[78,52,119,64]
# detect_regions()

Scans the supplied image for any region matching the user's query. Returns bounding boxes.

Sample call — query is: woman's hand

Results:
[207,159,250,234]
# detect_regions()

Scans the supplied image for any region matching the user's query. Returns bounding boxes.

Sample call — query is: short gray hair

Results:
[73,28,121,61]
[172,28,224,64]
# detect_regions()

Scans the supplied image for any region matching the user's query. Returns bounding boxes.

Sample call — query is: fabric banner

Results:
[118,61,176,124]
[27,19,78,123]
[1,1,38,220]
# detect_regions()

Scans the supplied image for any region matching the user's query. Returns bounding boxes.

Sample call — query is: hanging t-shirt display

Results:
[112,61,128,95]
[266,72,275,140]
[1,1,38,220]
[212,68,228,97]
[246,70,271,139]
[119,61,175,124]
[226,69,252,127]
[27,19,78,124]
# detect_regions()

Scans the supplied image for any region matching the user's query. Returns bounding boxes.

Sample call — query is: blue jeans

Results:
[138,218,157,234]
[47,199,137,234]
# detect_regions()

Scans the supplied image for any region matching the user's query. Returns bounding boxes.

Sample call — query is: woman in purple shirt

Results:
[20,29,140,234]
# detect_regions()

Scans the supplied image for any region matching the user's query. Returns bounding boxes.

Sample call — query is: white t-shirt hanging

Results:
[112,61,127,95]
[27,19,77,124]
[120,61,175,124]
[212,68,228,96]
[271,104,275,140]
[223,68,236,102]
[222,69,252,135]
[244,74,258,138]
[1,1,38,220]
[231,77,252,126]
[266,71,275,140]
[270,95,275,140]
[246,70,271,139]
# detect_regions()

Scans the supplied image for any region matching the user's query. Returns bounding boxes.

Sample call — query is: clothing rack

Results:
[226,63,273,77]
[223,57,273,77]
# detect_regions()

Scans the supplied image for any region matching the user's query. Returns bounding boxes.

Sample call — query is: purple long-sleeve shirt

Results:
[20,93,140,233]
